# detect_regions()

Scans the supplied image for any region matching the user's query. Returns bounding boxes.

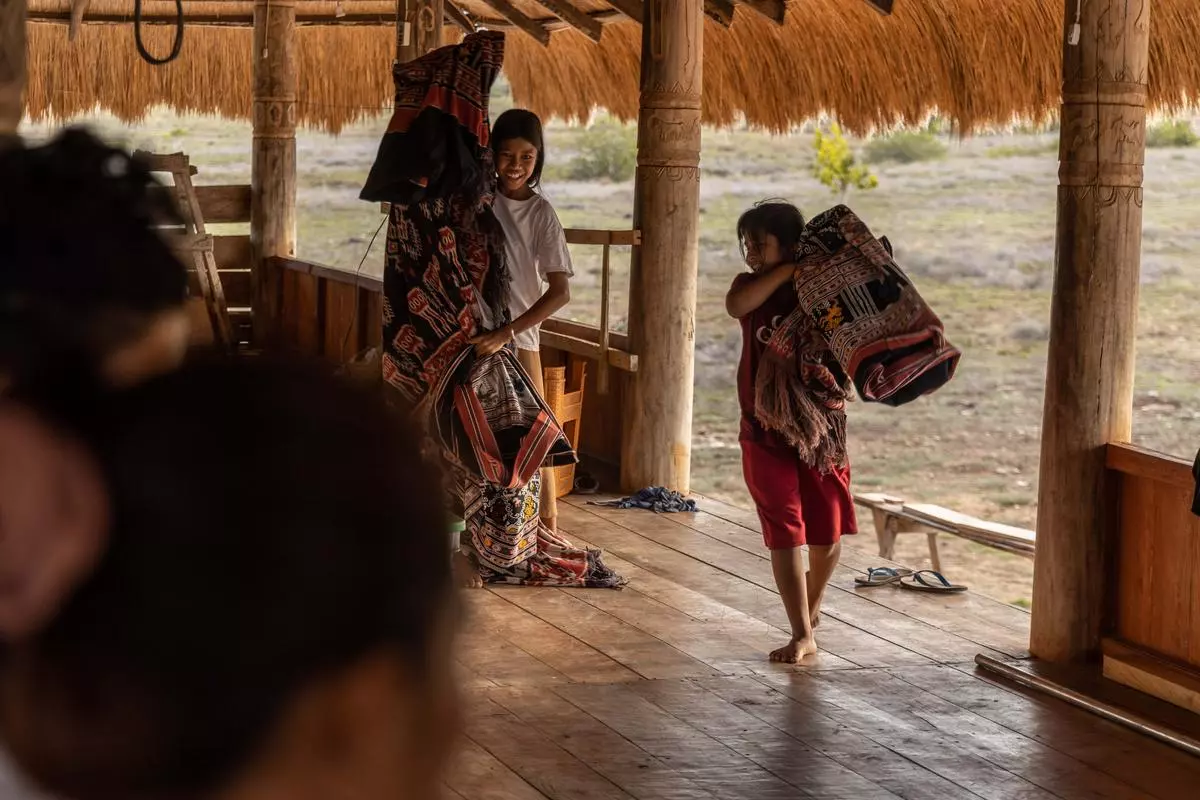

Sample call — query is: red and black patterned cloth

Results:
[755,205,961,471]
[361,31,504,206]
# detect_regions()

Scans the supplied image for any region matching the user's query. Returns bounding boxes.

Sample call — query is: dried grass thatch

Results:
[24,0,1200,134]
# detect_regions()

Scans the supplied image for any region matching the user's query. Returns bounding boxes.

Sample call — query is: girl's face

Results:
[495,137,538,196]
[743,232,784,272]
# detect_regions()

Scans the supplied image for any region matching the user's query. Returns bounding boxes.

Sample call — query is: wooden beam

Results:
[740,0,783,24]
[443,0,473,33]
[530,0,600,42]
[396,0,443,61]
[1030,0,1150,664]
[0,0,25,139]
[703,0,731,27]
[621,0,702,493]
[606,0,642,22]
[863,0,893,13]
[478,0,549,45]
[250,0,298,347]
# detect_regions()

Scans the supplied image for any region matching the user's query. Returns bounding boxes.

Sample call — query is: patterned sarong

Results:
[755,205,960,470]
[434,348,625,588]
[793,205,961,405]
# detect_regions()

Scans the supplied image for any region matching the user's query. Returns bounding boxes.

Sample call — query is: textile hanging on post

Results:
[366,31,510,406]
[754,204,961,471]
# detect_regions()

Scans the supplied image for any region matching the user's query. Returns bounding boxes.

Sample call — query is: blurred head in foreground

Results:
[0,127,191,391]
[0,355,459,800]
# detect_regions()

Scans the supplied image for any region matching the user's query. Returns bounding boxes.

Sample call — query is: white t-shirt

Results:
[492,192,573,351]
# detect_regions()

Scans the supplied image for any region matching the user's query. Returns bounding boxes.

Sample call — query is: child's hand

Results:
[469,326,513,356]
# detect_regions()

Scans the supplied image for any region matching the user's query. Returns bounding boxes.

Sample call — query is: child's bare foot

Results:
[769,636,818,663]
[452,550,484,589]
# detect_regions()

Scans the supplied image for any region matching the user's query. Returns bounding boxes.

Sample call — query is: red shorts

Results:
[740,438,858,550]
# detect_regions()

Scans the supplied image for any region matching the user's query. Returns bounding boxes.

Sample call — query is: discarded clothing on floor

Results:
[361,31,504,205]
[590,487,699,514]
[435,348,624,588]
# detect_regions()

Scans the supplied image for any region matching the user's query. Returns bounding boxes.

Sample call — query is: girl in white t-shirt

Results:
[470,109,573,532]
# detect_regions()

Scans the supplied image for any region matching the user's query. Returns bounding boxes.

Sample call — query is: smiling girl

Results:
[470,108,573,532]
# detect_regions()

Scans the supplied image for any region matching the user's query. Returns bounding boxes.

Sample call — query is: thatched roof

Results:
[23,0,1200,134]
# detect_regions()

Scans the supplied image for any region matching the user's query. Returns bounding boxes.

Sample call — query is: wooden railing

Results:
[1103,443,1200,714]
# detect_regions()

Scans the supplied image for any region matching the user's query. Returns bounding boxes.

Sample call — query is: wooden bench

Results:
[853,492,1036,572]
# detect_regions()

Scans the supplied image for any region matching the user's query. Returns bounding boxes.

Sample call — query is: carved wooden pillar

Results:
[0,0,25,141]
[1030,0,1148,663]
[395,0,444,62]
[620,0,703,494]
[250,0,298,347]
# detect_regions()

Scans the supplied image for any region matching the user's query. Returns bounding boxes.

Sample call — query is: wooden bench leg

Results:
[872,510,898,560]
[927,532,942,573]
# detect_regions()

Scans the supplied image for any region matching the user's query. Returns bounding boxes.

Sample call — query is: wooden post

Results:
[250,0,297,348]
[0,0,25,140]
[619,0,703,494]
[395,0,444,63]
[1030,0,1148,663]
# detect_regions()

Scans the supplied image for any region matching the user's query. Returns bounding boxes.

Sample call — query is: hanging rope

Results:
[134,0,185,65]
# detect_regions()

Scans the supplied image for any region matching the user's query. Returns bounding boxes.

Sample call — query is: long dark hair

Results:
[491,108,546,189]
[735,200,806,262]
[0,355,453,800]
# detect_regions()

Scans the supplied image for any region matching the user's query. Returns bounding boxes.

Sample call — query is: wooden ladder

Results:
[135,151,234,351]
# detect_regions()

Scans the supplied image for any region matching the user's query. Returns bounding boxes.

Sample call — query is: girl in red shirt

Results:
[725,201,857,663]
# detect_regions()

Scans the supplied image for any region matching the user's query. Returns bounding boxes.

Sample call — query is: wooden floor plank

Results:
[631,677,903,799]
[468,711,636,800]
[695,676,984,800]
[891,665,1200,797]
[787,667,1155,800]
[487,686,721,800]
[755,671,1057,800]
[558,504,935,669]
[447,737,552,800]
[567,501,1010,664]
[674,495,1033,649]
[473,589,643,684]
[496,586,724,681]
[561,539,858,672]
[552,682,816,799]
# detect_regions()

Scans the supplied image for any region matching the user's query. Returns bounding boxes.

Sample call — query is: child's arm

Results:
[725,264,795,319]
[470,274,569,356]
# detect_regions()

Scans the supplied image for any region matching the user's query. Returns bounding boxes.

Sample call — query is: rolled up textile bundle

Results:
[792,204,961,406]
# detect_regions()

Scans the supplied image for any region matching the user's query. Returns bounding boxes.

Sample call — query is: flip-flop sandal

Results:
[854,567,914,587]
[899,570,968,593]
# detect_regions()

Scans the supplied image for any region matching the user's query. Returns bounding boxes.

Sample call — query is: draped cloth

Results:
[755,205,961,471]
[363,33,624,588]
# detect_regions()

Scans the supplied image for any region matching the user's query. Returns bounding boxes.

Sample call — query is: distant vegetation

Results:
[864,130,948,164]
[812,122,878,200]
[564,118,637,182]
[1146,120,1199,149]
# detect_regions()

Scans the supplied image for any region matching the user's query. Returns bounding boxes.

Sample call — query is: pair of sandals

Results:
[854,567,968,593]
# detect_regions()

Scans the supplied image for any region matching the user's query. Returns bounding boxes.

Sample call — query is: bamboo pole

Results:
[1030,0,1149,663]
[0,0,25,140]
[250,0,298,347]
[620,0,702,493]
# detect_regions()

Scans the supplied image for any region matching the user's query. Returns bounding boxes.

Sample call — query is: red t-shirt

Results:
[732,271,799,445]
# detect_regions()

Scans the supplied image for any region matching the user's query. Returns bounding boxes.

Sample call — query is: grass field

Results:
[28,101,1200,608]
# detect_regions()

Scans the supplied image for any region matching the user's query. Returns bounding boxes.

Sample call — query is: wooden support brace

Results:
[530,0,600,41]
[478,0,550,44]
[703,0,733,26]
[605,0,642,22]
[443,0,473,32]
[741,0,784,24]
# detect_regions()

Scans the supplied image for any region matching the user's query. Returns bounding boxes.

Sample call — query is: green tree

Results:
[812,123,878,201]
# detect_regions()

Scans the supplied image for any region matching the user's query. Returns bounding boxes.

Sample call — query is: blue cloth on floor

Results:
[589,487,698,514]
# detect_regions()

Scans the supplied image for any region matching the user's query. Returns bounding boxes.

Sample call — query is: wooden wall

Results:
[1104,443,1200,713]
